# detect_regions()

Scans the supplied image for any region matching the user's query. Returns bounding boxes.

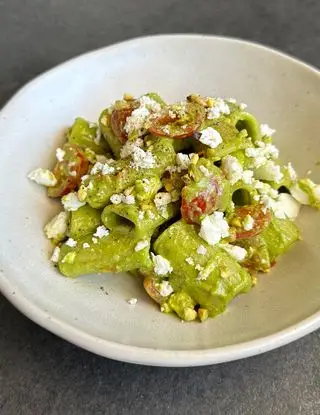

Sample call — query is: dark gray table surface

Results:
[0,1,319,414]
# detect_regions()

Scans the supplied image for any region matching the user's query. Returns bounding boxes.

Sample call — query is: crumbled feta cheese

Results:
[239,102,247,110]
[83,242,90,249]
[65,238,77,248]
[185,257,194,265]
[124,107,150,136]
[135,240,149,252]
[243,214,254,231]
[110,194,123,204]
[158,280,174,297]
[199,212,229,246]
[50,246,60,263]
[207,98,230,119]
[62,192,86,211]
[81,174,89,183]
[286,162,297,182]
[260,124,276,137]
[28,168,57,187]
[127,298,138,305]
[254,161,284,183]
[91,162,115,175]
[199,165,211,177]
[154,192,172,209]
[199,127,222,148]
[122,194,135,205]
[44,211,68,240]
[139,95,161,112]
[271,193,300,219]
[245,143,279,167]
[56,147,65,162]
[197,245,207,255]
[120,139,143,159]
[221,156,243,185]
[92,237,98,244]
[93,225,109,239]
[220,244,247,262]
[151,253,173,275]
[227,98,237,104]
[138,211,145,220]
[146,210,155,219]
[176,153,194,170]
[195,264,203,271]
[131,147,155,169]
[253,194,260,202]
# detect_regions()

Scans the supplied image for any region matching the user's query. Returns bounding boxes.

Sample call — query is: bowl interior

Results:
[0,35,319,364]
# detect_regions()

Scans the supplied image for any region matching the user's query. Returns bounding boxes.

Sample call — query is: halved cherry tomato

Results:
[110,107,134,142]
[149,102,205,139]
[181,177,221,224]
[232,205,271,240]
[48,144,89,198]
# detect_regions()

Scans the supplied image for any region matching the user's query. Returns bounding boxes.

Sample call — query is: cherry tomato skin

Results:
[110,108,133,142]
[233,205,271,240]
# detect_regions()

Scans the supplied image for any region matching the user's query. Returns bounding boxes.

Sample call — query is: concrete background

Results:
[0,1,319,414]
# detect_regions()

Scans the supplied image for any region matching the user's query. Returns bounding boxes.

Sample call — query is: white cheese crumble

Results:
[62,192,86,211]
[158,281,174,297]
[260,124,276,137]
[110,194,123,204]
[221,156,243,185]
[151,253,173,276]
[199,165,211,177]
[245,142,279,168]
[124,107,150,136]
[92,237,98,244]
[271,193,300,219]
[65,238,77,248]
[91,162,115,175]
[127,298,138,305]
[197,245,207,255]
[227,98,237,104]
[134,240,149,252]
[139,95,161,112]
[120,139,143,159]
[199,212,229,246]
[207,98,230,119]
[50,246,60,263]
[195,264,203,271]
[154,192,172,209]
[220,244,247,262]
[199,127,222,148]
[93,225,109,239]
[243,214,254,231]
[122,194,135,205]
[56,147,65,162]
[28,168,57,187]
[239,102,247,110]
[185,257,195,265]
[254,161,284,183]
[131,147,155,169]
[176,153,194,170]
[83,242,90,249]
[44,211,68,240]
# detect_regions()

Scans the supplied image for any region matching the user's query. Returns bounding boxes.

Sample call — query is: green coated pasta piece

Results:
[59,231,152,278]
[102,202,179,238]
[68,205,102,240]
[68,117,110,154]
[84,137,176,208]
[229,110,261,141]
[206,132,252,161]
[153,220,252,318]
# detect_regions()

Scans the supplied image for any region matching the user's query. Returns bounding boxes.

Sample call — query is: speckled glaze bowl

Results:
[0,35,319,366]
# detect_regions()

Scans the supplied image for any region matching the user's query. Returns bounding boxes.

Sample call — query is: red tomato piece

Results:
[149,102,204,139]
[48,144,89,198]
[110,107,134,142]
[181,177,221,224]
[233,205,271,240]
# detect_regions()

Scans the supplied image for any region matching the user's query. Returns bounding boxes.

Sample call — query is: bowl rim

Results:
[1,34,319,367]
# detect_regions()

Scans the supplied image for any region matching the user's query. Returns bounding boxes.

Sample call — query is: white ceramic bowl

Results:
[0,35,319,367]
